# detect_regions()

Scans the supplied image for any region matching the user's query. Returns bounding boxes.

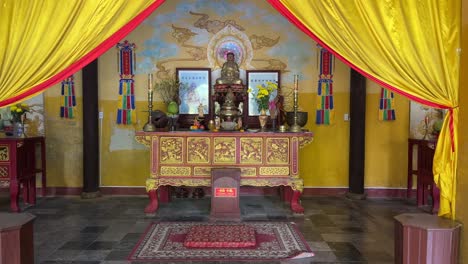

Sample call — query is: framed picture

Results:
[176,68,212,128]
[246,70,281,127]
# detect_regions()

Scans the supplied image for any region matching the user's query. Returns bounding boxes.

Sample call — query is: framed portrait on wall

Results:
[176,68,212,128]
[246,70,280,127]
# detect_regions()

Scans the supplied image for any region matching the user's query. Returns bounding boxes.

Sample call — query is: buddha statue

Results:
[215,52,243,85]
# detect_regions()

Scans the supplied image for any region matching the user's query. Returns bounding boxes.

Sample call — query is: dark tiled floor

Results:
[0,193,424,264]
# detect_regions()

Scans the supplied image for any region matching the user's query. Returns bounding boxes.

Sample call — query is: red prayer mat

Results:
[184,224,256,248]
[128,222,314,262]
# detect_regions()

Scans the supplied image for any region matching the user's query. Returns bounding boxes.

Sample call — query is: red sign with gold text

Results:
[214,188,237,197]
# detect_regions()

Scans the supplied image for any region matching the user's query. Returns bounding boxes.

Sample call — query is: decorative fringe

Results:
[116,40,136,125]
[316,46,334,125]
[379,88,396,121]
[60,75,76,118]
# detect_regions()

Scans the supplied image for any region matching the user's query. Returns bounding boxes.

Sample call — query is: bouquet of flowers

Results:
[9,103,29,123]
[248,81,278,113]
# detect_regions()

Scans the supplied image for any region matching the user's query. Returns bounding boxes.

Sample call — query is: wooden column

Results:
[347,69,367,199]
[81,59,101,198]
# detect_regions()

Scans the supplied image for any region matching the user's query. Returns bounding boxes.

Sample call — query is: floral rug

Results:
[128,222,314,262]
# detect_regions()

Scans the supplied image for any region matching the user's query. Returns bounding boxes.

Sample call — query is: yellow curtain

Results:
[0,0,156,105]
[278,0,460,218]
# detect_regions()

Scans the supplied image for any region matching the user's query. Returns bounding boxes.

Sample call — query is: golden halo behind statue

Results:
[207,25,253,69]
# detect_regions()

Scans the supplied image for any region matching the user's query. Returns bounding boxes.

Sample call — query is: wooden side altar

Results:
[135,131,313,214]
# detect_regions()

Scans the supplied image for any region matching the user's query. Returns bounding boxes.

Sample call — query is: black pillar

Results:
[81,59,101,198]
[347,69,367,199]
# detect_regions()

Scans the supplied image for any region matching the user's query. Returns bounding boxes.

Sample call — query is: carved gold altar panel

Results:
[159,137,183,164]
[213,137,236,164]
[187,137,210,163]
[136,131,313,191]
[266,138,289,164]
[240,138,263,164]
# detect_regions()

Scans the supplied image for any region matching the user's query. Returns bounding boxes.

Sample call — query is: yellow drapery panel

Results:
[279,0,460,218]
[0,0,155,105]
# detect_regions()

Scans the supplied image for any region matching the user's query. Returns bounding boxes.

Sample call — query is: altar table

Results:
[135,131,313,214]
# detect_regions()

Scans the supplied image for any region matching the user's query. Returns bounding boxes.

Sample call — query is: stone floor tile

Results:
[0,194,428,263]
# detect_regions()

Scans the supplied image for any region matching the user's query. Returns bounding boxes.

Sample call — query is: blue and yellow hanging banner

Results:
[316,47,334,125]
[116,40,136,125]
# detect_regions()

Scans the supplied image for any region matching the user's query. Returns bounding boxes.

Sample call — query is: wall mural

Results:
[138,1,318,111]
[409,101,444,140]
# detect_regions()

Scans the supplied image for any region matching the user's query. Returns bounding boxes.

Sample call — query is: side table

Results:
[394,213,461,264]
[0,213,36,264]
[0,136,46,212]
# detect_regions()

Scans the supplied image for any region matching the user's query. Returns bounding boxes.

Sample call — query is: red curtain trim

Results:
[266,0,449,110]
[0,0,166,107]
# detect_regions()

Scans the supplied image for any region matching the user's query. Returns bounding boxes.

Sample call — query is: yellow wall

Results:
[456,0,468,262]
[44,71,84,187]
[365,82,410,187]
[43,0,409,190]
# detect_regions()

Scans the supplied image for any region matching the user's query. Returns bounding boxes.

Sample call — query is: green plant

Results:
[154,77,180,105]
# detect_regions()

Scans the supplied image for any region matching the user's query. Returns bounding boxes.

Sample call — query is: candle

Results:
[294,75,298,92]
[148,73,153,92]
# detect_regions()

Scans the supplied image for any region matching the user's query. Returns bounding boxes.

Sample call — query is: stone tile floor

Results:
[0,194,425,264]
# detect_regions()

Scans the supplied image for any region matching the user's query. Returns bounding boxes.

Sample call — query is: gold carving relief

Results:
[0,146,9,161]
[187,137,210,163]
[146,178,158,192]
[259,167,289,176]
[266,138,289,164]
[135,135,151,147]
[214,137,236,163]
[160,167,191,176]
[0,166,8,178]
[291,178,304,192]
[159,178,211,187]
[160,137,183,163]
[240,138,262,164]
[194,167,212,176]
[240,167,257,177]
[298,136,313,148]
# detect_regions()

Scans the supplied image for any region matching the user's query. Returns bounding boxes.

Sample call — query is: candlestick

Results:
[148,73,153,92]
[290,74,301,132]
[143,77,157,132]
[294,74,298,92]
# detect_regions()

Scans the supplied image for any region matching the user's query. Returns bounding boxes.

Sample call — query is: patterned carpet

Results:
[128,221,314,262]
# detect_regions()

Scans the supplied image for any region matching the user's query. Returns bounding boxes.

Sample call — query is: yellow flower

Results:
[16,108,22,113]
[10,106,17,111]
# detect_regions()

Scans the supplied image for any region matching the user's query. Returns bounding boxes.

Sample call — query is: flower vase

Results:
[259,109,268,131]
[13,122,26,137]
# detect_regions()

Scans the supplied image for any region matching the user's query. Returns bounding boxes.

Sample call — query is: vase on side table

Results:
[259,109,268,131]
[13,122,26,137]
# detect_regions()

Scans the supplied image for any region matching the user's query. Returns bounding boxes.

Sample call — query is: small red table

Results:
[0,136,46,212]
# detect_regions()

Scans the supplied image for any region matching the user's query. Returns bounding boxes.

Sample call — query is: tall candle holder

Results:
[290,75,302,132]
[143,90,157,132]
[143,74,157,132]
